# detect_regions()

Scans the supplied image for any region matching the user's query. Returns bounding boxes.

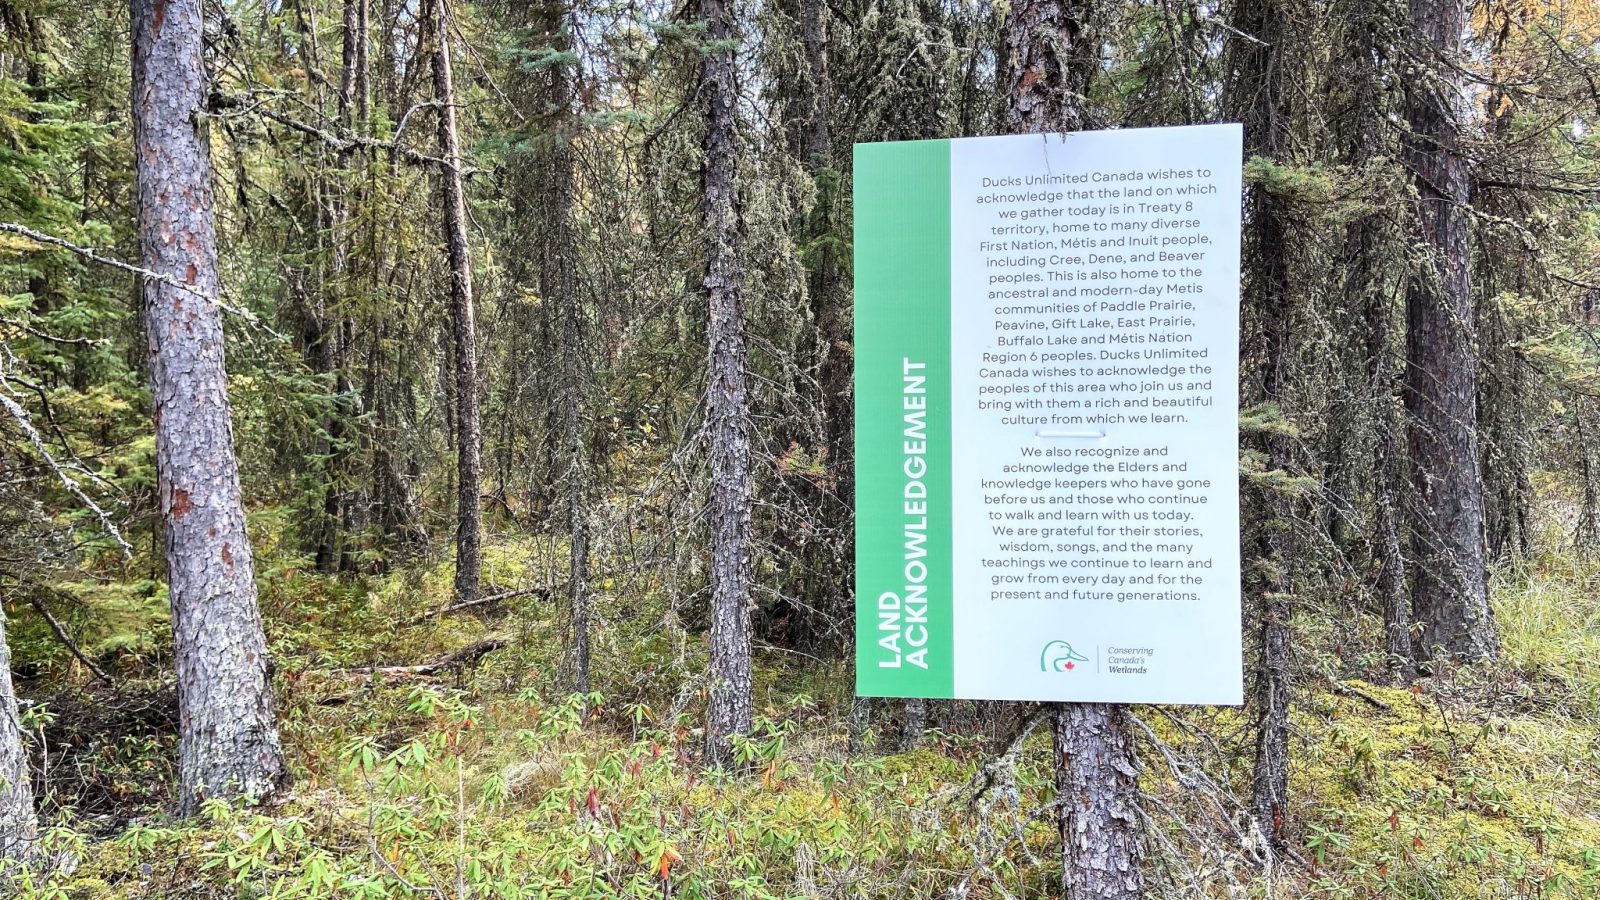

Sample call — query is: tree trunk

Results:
[1005,0,1096,134]
[1333,0,1413,679]
[539,6,590,697]
[1402,0,1497,661]
[699,0,754,769]
[1374,346,1415,677]
[313,0,364,575]
[1054,703,1143,899]
[798,0,854,646]
[130,0,288,814]
[1006,4,1144,896]
[429,0,483,607]
[0,609,37,866]
[899,697,925,752]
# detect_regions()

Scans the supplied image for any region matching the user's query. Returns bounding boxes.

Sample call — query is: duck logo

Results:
[1040,640,1089,673]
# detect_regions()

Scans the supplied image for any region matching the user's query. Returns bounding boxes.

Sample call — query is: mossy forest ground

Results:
[11,499,1599,899]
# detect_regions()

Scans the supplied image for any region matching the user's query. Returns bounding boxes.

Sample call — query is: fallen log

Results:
[403,586,549,625]
[341,637,509,677]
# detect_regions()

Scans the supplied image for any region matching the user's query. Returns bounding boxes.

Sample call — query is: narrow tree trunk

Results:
[429,0,483,606]
[130,0,288,814]
[1375,380,1415,675]
[0,609,37,867]
[1402,0,1497,661]
[1363,228,1415,678]
[1006,5,1144,896]
[1222,0,1298,849]
[540,9,590,696]
[797,0,854,643]
[310,0,365,575]
[1335,0,1413,679]
[846,695,871,754]
[899,697,925,752]
[699,0,754,769]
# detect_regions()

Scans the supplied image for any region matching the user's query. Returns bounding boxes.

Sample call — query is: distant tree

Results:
[1402,0,1497,661]
[130,0,288,813]
[428,0,485,607]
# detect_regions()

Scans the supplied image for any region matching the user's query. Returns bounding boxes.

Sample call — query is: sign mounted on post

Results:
[854,124,1244,705]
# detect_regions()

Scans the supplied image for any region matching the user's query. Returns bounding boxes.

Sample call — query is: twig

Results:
[0,317,104,347]
[1333,681,1393,710]
[25,591,113,683]
[215,95,475,174]
[0,384,132,556]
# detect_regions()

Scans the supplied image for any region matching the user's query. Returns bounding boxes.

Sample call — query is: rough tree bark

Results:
[429,0,484,606]
[0,608,37,866]
[899,698,925,752]
[1337,0,1414,679]
[1402,0,1497,661]
[130,0,288,813]
[1007,4,1144,896]
[699,0,755,769]
[1005,0,1098,134]
[1224,0,1296,849]
[539,1,591,696]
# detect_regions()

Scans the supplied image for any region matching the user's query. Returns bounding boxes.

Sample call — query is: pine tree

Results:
[428,0,485,607]
[130,0,288,813]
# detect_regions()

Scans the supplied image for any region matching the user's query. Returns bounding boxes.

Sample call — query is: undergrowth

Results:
[6,537,1599,898]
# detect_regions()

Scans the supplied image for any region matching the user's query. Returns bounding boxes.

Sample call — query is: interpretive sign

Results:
[854,124,1244,704]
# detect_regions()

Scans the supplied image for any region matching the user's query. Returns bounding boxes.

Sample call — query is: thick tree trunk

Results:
[699,0,754,769]
[1005,0,1096,133]
[130,0,288,814]
[1054,703,1143,899]
[0,610,37,866]
[429,0,483,606]
[1006,5,1144,896]
[1402,0,1497,661]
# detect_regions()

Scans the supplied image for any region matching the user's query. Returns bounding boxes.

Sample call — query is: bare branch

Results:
[0,382,132,557]
[0,222,284,340]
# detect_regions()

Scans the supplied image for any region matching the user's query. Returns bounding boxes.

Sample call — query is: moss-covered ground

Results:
[9,533,1599,898]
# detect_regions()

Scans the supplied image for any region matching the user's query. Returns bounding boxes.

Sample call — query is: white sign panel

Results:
[855,124,1243,704]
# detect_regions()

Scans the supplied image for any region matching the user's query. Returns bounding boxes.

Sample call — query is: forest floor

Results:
[10,524,1600,899]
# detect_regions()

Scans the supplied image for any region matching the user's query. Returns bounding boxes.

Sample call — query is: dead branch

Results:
[403,587,548,625]
[1333,681,1394,710]
[0,222,283,339]
[26,591,113,684]
[341,637,509,676]
[0,381,132,557]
